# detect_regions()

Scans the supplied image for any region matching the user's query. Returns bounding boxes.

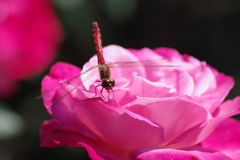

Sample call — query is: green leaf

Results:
[0,102,25,140]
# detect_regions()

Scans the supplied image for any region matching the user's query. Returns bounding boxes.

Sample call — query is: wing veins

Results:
[37,66,100,109]
[107,59,176,68]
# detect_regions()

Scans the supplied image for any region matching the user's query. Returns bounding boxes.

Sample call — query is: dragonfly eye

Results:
[102,79,115,90]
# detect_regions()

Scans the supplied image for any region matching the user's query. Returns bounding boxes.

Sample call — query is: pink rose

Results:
[0,0,62,98]
[40,45,240,160]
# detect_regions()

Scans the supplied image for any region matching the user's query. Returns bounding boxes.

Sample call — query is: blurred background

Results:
[0,0,240,159]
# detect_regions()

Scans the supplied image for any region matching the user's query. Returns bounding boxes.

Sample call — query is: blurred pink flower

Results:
[0,0,62,98]
[40,45,240,160]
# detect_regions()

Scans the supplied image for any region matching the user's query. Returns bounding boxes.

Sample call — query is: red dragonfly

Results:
[38,22,174,107]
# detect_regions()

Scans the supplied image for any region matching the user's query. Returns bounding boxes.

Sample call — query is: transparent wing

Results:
[106,59,177,68]
[37,66,100,108]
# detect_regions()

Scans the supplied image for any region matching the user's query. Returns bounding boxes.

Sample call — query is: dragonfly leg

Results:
[100,87,106,101]
[107,89,114,100]
[93,84,102,98]
[111,89,114,99]
[107,90,110,99]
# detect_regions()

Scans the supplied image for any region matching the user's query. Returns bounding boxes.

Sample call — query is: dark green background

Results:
[1,0,240,159]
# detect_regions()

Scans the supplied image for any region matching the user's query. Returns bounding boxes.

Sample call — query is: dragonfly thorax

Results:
[99,64,111,80]
[99,64,115,90]
[102,79,115,90]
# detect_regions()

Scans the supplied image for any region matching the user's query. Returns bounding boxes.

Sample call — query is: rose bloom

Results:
[40,45,240,160]
[0,0,62,98]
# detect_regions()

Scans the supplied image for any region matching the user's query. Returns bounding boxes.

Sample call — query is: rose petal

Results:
[51,129,131,159]
[72,99,164,150]
[153,47,183,61]
[128,48,164,60]
[40,119,67,147]
[41,62,82,92]
[49,92,98,140]
[40,119,129,159]
[202,118,240,160]
[190,63,215,96]
[124,96,211,147]
[40,62,83,108]
[153,47,201,70]
[204,66,235,109]
[170,96,240,149]
[129,146,230,160]
[213,96,240,117]
[127,73,176,98]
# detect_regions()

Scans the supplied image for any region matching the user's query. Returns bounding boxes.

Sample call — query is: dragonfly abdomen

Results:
[92,22,105,64]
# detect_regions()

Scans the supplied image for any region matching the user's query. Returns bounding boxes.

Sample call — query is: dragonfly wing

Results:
[38,66,100,108]
[107,59,176,68]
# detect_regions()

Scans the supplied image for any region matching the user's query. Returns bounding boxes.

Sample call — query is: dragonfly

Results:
[38,22,175,108]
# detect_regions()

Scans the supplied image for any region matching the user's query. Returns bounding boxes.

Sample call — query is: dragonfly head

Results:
[102,79,115,90]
